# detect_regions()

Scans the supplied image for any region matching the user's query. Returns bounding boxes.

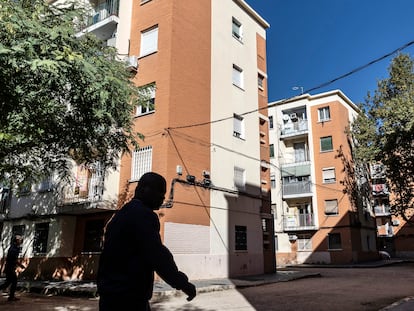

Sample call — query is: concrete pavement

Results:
[1,259,413,310]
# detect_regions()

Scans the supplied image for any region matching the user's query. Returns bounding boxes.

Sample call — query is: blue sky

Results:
[247,0,414,104]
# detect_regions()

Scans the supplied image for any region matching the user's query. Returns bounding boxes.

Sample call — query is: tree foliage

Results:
[352,53,414,221]
[0,0,145,186]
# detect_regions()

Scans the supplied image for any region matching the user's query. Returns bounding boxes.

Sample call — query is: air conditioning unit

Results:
[290,113,298,120]
[126,55,138,71]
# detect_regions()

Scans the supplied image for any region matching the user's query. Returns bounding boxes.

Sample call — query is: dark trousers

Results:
[0,270,18,298]
[99,293,151,311]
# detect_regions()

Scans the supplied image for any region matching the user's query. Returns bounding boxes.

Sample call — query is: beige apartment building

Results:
[268,90,379,265]
[0,0,275,280]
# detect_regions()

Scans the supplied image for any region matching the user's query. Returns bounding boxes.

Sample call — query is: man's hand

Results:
[181,282,196,301]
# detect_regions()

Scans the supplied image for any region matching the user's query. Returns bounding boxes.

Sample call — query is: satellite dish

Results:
[282,114,290,121]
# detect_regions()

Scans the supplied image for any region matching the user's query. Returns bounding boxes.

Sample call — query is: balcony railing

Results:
[280,120,308,138]
[372,183,389,195]
[86,0,119,28]
[283,214,316,231]
[374,205,391,216]
[283,181,312,196]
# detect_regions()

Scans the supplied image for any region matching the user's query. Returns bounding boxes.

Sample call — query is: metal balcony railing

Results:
[85,0,119,28]
[280,120,308,138]
[283,214,316,231]
[374,205,391,216]
[282,181,312,196]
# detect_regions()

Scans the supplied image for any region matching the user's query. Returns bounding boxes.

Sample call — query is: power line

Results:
[169,39,414,131]
[167,128,346,194]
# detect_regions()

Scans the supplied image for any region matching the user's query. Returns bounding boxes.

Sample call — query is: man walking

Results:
[97,172,196,311]
[0,235,24,302]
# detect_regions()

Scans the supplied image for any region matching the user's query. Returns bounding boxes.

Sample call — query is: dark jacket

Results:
[5,243,21,273]
[97,199,190,300]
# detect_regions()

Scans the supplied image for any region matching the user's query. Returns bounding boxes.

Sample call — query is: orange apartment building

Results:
[0,0,274,281]
[268,90,379,265]
[118,0,275,279]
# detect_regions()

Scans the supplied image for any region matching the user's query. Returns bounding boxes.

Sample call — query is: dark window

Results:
[328,233,342,250]
[83,219,105,253]
[33,223,49,254]
[269,144,275,158]
[235,225,247,251]
[269,116,274,129]
[320,136,333,152]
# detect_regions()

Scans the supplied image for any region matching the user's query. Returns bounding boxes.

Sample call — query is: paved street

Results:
[1,263,414,310]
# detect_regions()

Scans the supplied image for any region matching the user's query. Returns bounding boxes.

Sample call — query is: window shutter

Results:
[325,199,338,215]
[140,27,158,56]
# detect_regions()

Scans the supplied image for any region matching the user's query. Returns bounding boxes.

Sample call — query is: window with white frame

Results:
[318,106,331,122]
[320,136,333,152]
[324,199,338,215]
[232,17,242,40]
[131,146,152,181]
[233,113,245,139]
[270,174,276,188]
[140,26,158,57]
[297,235,312,251]
[232,64,243,89]
[136,83,155,115]
[234,166,245,190]
[322,168,336,183]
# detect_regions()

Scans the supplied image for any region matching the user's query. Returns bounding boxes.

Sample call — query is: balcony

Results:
[282,181,312,198]
[372,183,389,196]
[76,0,120,42]
[280,120,308,139]
[283,214,316,231]
[374,205,391,216]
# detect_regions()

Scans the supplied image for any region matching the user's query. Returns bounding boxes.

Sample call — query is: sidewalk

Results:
[2,259,413,310]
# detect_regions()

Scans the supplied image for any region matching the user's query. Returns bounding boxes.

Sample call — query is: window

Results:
[258,73,264,89]
[234,166,245,190]
[322,168,336,183]
[328,233,342,250]
[232,64,243,89]
[320,136,333,152]
[235,225,247,251]
[140,26,158,57]
[268,115,274,129]
[298,236,312,251]
[233,113,245,139]
[269,144,275,158]
[83,219,105,253]
[232,17,242,40]
[136,83,155,115]
[270,175,276,188]
[131,146,153,181]
[33,223,49,254]
[318,106,330,121]
[325,199,338,215]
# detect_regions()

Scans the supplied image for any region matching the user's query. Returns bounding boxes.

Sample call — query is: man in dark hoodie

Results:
[0,234,24,302]
[97,172,196,311]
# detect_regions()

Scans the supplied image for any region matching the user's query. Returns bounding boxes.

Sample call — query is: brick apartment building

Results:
[0,0,275,280]
[268,90,379,265]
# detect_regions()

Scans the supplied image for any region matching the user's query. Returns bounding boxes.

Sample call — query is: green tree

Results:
[0,0,146,186]
[352,53,414,222]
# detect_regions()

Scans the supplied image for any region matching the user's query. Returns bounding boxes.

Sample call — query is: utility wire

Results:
[167,128,346,194]
[169,39,414,130]
[166,128,230,252]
